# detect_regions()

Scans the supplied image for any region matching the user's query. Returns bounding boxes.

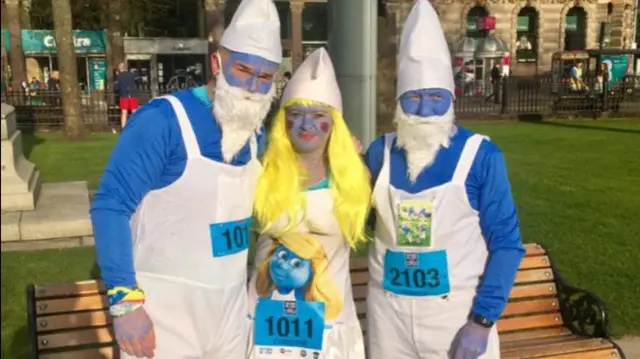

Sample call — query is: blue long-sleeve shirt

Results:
[364,126,525,323]
[90,86,265,288]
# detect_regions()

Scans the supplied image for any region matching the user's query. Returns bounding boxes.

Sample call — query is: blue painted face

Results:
[220,50,279,94]
[269,245,312,291]
[285,104,332,154]
[399,88,453,117]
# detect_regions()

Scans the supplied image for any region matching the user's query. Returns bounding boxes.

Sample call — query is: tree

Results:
[5,0,27,91]
[204,0,226,80]
[106,0,125,90]
[51,0,85,139]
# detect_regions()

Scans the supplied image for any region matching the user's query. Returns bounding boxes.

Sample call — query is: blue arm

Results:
[90,100,179,288]
[364,135,385,187]
[471,149,526,323]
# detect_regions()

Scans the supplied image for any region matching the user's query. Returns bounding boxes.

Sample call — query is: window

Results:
[302,3,328,42]
[466,6,489,38]
[564,7,587,51]
[516,6,538,62]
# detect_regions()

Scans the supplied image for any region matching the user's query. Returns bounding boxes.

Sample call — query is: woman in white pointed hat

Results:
[362,1,525,359]
[91,0,284,358]
[247,47,371,359]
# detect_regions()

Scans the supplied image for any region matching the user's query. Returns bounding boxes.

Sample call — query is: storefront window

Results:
[302,3,328,42]
[516,7,538,63]
[564,7,587,51]
[276,2,292,40]
[466,6,489,38]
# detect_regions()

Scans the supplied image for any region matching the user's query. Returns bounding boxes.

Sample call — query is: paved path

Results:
[618,336,640,358]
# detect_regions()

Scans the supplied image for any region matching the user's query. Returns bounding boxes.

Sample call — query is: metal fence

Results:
[2,76,639,129]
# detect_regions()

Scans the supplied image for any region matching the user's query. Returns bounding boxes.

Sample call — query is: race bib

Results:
[254,299,325,353]
[396,200,433,247]
[209,217,251,257]
[382,250,450,297]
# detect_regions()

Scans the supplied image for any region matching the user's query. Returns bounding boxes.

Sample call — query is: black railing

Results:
[2,76,639,129]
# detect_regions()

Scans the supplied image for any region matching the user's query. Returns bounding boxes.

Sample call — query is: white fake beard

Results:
[394,106,455,183]
[213,71,275,163]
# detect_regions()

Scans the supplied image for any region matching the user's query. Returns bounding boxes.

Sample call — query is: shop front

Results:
[2,29,108,92]
[124,37,208,97]
[453,34,509,97]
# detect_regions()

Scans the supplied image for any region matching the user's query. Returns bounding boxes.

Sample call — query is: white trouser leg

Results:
[119,274,248,359]
[412,290,500,359]
[119,273,208,359]
[366,283,419,359]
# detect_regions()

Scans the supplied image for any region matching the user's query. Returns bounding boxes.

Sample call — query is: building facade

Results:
[382,0,638,75]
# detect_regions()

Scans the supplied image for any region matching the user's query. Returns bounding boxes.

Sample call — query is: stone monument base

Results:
[1,181,93,247]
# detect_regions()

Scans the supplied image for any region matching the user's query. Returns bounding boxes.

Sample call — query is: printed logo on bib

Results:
[254,299,325,351]
[383,250,450,297]
[397,200,433,247]
[209,217,251,257]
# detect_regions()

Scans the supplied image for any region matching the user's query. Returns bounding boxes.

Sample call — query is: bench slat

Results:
[502,298,559,317]
[38,327,115,350]
[352,284,367,300]
[531,348,621,359]
[519,256,552,270]
[501,334,590,351]
[514,268,554,285]
[523,243,546,257]
[350,258,368,270]
[40,346,117,359]
[500,327,572,343]
[509,283,557,300]
[36,295,108,315]
[35,280,105,299]
[37,310,110,333]
[502,338,614,358]
[350,271,368,286]
[497,313,563,333]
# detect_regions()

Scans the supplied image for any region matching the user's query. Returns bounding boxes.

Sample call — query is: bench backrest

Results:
[27,243,558,358]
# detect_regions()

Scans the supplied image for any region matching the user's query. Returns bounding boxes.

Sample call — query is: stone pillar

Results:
[1,103,40,212]
[290,1,304,70]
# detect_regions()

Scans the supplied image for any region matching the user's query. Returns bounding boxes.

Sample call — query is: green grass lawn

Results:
[2,120,640,358]
[22,130,117,189]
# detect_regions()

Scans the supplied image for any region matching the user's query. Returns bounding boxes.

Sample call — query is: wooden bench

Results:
[27,243,625,358]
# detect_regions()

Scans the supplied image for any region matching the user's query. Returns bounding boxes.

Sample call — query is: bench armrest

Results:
[557,279,611,339]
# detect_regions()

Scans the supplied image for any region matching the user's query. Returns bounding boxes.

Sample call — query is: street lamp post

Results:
[328,0,377,147]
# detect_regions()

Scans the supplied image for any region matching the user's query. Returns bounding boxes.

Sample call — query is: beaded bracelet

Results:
[107,286,146,317]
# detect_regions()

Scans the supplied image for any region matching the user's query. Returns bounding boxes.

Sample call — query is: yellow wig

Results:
[253,98,372,248]
[255,232,342,321]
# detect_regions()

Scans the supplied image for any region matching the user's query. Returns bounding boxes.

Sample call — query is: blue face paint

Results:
[399,88,452,117]
[269,245,312,292]
[285,104,332,154]
[221,50,279,94]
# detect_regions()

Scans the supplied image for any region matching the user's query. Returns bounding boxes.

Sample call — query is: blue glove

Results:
[114,307,156,358]
[450,320,491,359]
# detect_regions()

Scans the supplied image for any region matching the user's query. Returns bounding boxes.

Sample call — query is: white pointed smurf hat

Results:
[397,0,454,98]
[280,47,342,112]
[220,0,282,63]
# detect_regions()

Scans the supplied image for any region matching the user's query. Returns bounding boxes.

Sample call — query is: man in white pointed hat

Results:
[363,1,525,359]
[90,0,282,358]
[247,47,370,359]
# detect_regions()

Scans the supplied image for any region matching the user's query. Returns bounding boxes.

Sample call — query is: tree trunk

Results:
[5,0,27,91]
[204,0,226,81]
[21,0,32,29]
[1,37,9,91]
[51,0,85,139]
[107,0,125,91]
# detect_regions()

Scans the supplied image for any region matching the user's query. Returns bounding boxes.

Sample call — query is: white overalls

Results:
[367,133,500,359]
[122,95,261,359]
[247,188,366,359]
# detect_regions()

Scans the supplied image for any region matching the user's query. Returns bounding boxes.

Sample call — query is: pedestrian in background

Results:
[115,63,139,129]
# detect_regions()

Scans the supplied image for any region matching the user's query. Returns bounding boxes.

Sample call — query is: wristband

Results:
[107,286,145,317]
[470,313,494,328]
